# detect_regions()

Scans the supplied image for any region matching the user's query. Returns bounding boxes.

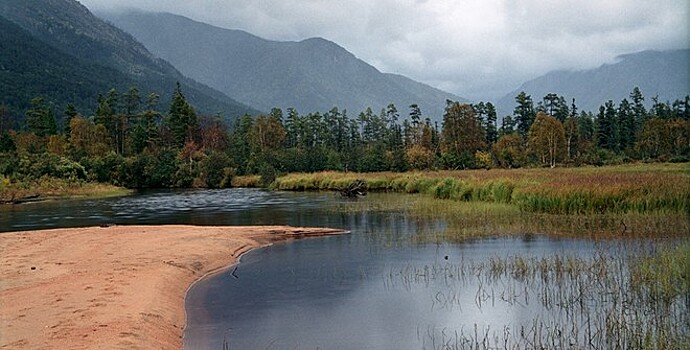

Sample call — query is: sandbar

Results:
[0,225,346,349]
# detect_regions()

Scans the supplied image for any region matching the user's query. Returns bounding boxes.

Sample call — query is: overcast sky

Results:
[81,0,688,101]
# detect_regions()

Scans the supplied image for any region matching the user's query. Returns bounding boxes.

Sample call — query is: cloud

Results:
[80,0,688,100]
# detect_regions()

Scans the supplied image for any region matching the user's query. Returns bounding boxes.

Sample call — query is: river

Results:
[1,188,685,349]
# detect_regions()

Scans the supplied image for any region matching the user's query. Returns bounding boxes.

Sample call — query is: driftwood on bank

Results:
[338,179,368,198]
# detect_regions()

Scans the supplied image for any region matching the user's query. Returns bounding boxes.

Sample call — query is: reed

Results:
[389,242,690,349]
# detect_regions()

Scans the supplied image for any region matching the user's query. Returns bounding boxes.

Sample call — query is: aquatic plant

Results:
[387,242,690,349]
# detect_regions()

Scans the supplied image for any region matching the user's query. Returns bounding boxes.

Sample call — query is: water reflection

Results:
[0,188,346,232]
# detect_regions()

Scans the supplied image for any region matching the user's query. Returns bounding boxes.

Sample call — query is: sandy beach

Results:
[0,225,346,349]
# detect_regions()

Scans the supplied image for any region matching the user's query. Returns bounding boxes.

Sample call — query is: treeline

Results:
[0,84,689,189]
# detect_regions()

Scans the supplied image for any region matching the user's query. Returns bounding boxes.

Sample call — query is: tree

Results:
[500,115,516,136]
[528,112,565,167]
[405,144,434,170]
[617,99,636,152]
[484,102,499,145]
[629,86,647,128]
[492,133,524,168]
[63,103,78,135]
[514,91,536,139]
[230,114,254,175]
[94,90,117,151]
[409,104,422,128]
[166,82,200,148]
[250,114,287,153]
[636,118,670,158]
[25,97,57,137]
[596,101,618,151]
[200,116,230,152]
[563,116,579,161]
[440,101,486,169]
[69,117,109,158]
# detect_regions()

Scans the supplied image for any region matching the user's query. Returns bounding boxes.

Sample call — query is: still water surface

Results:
[0,189,655,349]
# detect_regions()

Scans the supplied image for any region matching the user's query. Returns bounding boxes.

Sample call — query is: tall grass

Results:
[273,163,690,215]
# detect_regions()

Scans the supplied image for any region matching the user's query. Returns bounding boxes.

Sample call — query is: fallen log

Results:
[339,179,367,198]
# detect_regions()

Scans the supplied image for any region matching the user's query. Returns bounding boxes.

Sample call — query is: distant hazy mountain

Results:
[101,11,465,120]
[496,49,690,117]
[0,0,258,123]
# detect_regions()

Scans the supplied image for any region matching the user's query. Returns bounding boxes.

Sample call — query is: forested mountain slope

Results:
[0,0,258,124]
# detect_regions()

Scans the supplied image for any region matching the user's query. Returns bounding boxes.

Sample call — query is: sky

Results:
[80,0,689,101]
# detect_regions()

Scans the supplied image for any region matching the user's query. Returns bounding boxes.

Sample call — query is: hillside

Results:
[100,11,465,120]
[496,49,690,116]
[0,0,258,124]
[0,16,131,126]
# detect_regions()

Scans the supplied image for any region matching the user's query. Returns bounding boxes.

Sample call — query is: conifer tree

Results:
[166,82,200,148]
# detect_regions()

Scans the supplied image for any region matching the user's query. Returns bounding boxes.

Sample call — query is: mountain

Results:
[0,16,130,126]
[0,0,258,125]
[496,49,690,117]
[100,11,465,120]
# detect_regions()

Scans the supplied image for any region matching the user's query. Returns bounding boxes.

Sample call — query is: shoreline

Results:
[181,247,255,347]
[0,225,347,349]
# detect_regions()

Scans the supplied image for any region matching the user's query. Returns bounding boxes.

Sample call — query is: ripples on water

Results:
[0,188,341,231]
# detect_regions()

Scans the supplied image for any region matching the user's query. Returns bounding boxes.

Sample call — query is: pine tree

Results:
[26,97,57,137]
[617,99,636,151]
[166,82,200,148]
[596,101,618,151]
[484,102,498,145]
[514,91,536,139]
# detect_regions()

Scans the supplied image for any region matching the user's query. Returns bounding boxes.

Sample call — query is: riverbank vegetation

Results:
[274,163,690,215]
[0,175,128,203]
[298,163,690,239]
[0,83,688,197]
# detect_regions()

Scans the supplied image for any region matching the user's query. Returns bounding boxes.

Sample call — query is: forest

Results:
[0,83,689,193]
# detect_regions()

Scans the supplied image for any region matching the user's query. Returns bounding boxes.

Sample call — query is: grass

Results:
[331,192,689,241]
[0,175,131,204]
[273,163,690,215]
[230,175,262,188]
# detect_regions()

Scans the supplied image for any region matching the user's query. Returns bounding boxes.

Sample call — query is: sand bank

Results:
[0,225,346,349]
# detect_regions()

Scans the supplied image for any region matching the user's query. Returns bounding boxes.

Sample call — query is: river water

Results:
[1,189,684,349]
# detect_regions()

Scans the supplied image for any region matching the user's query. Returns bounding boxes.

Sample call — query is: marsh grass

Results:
[273,163,690,215]
[388,242,690,349]
[330,193,689,241]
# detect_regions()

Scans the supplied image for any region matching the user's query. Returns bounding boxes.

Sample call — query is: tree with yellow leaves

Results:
[528,112,565,168]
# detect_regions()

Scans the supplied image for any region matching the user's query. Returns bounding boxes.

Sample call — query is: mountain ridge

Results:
[495,49,690,117]
[100,10,465,120]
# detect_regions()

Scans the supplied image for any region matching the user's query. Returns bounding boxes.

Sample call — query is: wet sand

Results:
[0,225,346,349]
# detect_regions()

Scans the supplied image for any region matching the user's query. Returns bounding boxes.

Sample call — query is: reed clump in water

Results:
[388,242,690,349]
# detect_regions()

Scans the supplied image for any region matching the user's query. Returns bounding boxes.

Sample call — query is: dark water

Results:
[3,189,671,349]
[0,188,349,232]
